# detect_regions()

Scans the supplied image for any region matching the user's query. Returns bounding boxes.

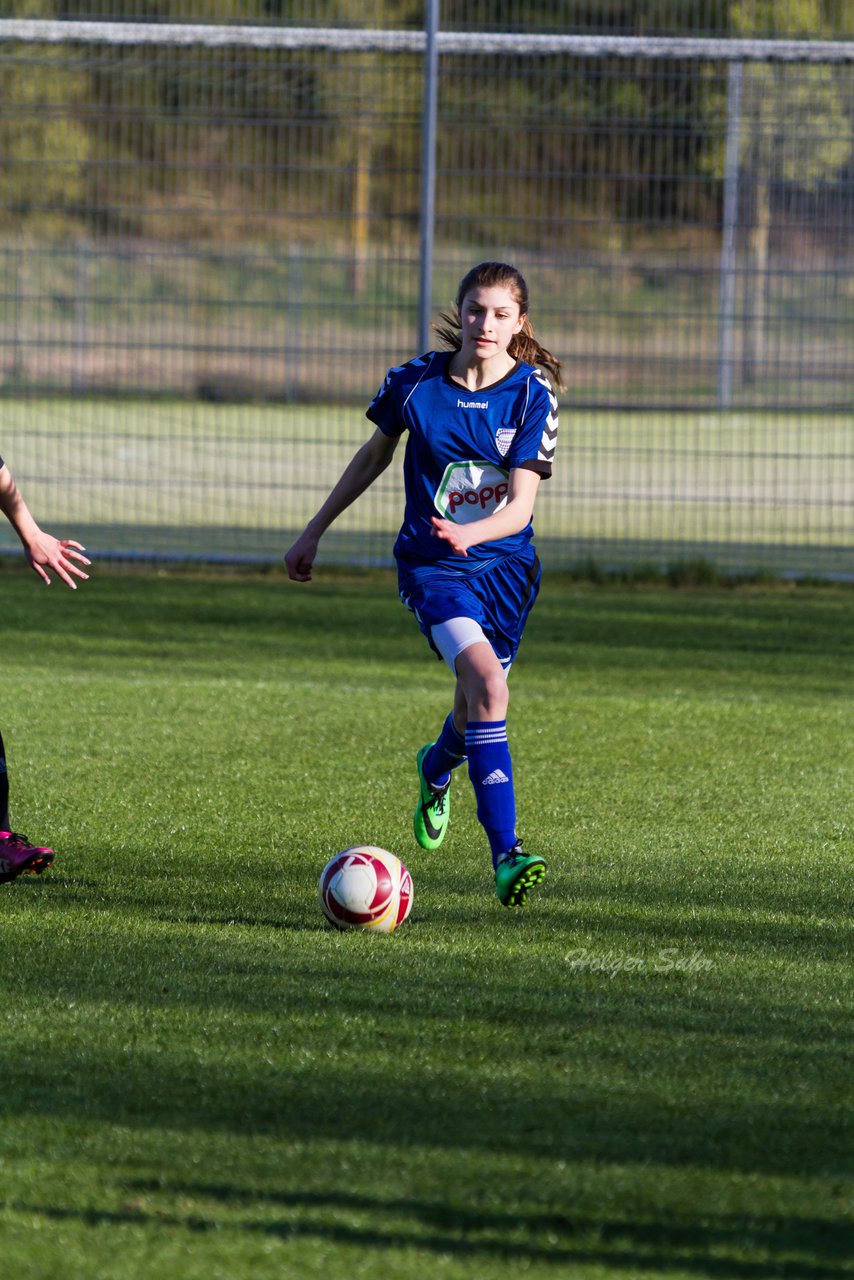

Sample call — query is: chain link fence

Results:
[0,5,851,575]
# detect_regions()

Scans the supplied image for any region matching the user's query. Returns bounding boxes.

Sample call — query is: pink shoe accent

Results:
[0,831,54,882]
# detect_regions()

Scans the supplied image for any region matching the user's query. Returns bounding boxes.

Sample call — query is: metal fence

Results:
[0,9,851,577]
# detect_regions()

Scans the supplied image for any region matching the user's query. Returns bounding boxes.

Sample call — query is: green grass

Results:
[1,569,852,1279]
[1,398,851,575]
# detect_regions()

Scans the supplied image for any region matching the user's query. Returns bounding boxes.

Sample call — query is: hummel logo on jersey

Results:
[481,768,510,785]
[457,398,488,409]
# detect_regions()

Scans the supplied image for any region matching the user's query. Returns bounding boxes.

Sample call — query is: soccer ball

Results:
[318,846,413,933]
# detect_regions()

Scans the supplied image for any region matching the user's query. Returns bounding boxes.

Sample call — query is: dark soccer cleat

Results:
[0,832,54,884]
[495,841,547,907]
[413,743,451,851]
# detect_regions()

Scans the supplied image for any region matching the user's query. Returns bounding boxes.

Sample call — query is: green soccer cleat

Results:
[413,743,451,851]
[495,842,547,908]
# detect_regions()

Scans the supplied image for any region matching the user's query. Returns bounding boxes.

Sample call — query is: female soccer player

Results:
[285,262,561,907]
[0,454,90,883]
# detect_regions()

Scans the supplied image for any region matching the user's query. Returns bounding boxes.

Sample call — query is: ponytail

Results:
[509,318,564,393]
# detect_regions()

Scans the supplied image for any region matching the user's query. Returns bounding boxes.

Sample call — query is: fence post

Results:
[74,238,91,394]
[718,60,743,409]
[418,0,440,353]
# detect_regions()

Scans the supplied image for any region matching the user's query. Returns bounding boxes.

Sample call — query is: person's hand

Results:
[26,534,90,588]
[430,516,472,557]
[285,530,320,581]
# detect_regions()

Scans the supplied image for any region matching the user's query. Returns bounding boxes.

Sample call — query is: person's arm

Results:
[284,427,400,581]
[430,467,541,558]
[0,462,90,588]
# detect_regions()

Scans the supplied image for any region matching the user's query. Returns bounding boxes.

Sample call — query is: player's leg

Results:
[414,713,466,849]
[0,728,9,832]
[420,699,468,791]
[413,622,478,851]
[455,640,514,854]
[0,729,54,884]
[455,640,547,908]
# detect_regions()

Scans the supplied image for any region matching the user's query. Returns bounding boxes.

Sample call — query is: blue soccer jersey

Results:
[366,350,558,569]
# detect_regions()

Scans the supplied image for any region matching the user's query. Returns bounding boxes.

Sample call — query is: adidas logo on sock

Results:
[481,768,509,785]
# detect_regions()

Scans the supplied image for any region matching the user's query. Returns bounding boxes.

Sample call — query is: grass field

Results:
[1,400,851,575]
[1,567,852,1279]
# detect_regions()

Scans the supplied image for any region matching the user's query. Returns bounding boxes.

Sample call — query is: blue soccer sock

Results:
[465,720,517,868]
[423,712,467,789]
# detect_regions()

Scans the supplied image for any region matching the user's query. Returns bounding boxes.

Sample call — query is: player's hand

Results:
[284,531,319,581]
[430,516,471,557]
[26,535,90,588]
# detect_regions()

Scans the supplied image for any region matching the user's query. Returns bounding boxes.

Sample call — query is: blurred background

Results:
[0,2,851,576]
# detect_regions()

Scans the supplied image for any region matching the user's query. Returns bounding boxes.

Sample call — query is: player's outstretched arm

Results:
[0,463,90,588]
[285,428,399,581]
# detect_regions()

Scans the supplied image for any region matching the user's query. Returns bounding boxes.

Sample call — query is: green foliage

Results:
[0,0,849,246]
[444,0,731,34]
[733,0,841,34]
[0,2,90,234]
[731,1,851,187]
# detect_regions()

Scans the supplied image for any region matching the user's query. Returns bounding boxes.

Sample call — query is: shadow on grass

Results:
[29,855,853,963]
[5,573,853,674]
[0,1018,850,1183]
[4,1189,851,1278]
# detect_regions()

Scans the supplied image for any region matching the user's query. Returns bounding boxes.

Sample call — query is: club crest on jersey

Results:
[435,460,510,524]
[495,427,515,457]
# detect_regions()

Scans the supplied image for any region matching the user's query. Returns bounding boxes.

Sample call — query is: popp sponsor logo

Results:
[447,480,508,516]
[435,461,510,525]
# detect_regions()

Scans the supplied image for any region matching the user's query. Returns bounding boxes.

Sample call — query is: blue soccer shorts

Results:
[397,549,542,671]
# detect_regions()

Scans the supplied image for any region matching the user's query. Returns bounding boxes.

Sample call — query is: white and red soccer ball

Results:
[318,846,413,933]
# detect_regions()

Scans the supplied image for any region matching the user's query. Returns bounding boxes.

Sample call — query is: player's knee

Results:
[476,667,509,718]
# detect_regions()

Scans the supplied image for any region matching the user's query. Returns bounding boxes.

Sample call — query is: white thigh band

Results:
[430,616,489,671]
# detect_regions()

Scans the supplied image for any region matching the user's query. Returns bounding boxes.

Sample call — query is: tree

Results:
[730,1,852,382]
[318,2,422,295]
[0,1,90,236]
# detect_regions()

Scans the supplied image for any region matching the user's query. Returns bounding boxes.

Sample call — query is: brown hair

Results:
[433,261,564,391]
